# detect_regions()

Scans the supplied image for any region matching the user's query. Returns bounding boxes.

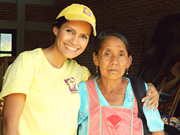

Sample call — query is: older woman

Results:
[78,31,165,135]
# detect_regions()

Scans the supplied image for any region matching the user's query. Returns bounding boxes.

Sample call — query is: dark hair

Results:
[52,17,67,29]
[94,30,131,56]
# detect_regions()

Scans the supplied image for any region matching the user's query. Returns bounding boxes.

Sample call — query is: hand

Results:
[142,83,159,111]
[0,99,4,120]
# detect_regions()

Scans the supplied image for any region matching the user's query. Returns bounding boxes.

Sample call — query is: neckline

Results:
[94,76,133,107]
[39,48,68,71]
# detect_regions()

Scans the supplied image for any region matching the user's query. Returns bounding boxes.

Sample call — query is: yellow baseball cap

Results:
[56,4,96,36]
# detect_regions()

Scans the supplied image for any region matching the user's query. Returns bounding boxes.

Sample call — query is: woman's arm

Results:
[142,83,159,111]
[2,93,26,135]
[143,83,165,134]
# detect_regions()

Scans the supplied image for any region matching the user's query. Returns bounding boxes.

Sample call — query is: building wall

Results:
[0,0,180,76]
[54,0,180,76]
[0,0,55,55]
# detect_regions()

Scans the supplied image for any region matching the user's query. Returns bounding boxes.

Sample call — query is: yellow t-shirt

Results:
[0,48,91,135]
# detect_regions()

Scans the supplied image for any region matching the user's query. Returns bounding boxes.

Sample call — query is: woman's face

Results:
[53,20,92,59]
[93,36,132,80]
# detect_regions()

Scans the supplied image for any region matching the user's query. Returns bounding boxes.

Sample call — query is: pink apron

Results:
[86,79,144,135]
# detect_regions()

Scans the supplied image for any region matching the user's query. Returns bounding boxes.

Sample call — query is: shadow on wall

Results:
[138,14,180,117]
[138,14,180,83]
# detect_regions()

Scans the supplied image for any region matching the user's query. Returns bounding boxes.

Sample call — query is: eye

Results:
[81,35,88,39]
[119,51,126,56]
[105,52,110,56]
[120,53,125,56]
[66,29,73,34]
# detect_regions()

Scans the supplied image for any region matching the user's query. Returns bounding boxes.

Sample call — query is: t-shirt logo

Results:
[64,77,78,94]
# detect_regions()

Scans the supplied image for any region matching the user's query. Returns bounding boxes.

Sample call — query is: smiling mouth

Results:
[65,44,79,51]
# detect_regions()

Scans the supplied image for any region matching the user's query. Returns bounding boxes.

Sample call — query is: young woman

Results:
[78,31,165,135]
[0,4,159,135]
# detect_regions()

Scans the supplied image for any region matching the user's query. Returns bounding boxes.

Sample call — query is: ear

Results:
[126,55,132,69]
[53,26,59,36]
[93,52,99,66]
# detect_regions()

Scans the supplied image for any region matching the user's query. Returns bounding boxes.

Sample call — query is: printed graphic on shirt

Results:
[107,115,121,127]
[64,77,78,94]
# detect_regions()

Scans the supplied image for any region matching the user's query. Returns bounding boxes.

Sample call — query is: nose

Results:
[111,55,118,65]
[70,35,78,46]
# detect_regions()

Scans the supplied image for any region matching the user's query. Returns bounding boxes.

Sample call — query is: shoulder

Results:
[66,59,90,80]
[17,48,42,62]
[7,48,44,71]
[66,59,89,70]
[128,76,148,92]
[66,59,79,65]
[20,48,42,58]
[66,59,87,69]
[78,81,87,93]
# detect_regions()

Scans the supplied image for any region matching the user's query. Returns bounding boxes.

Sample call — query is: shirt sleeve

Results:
[143,83,164,132]
[0,52,35,100]
[81,66,91,82]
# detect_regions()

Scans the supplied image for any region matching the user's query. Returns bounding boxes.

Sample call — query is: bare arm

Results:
[151,130,165,135]
[2,93,26,135]
[142,83,159,111]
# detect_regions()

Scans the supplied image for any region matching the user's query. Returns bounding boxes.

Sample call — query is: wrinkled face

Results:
[53,20,92,59]
[93,36,132,80]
